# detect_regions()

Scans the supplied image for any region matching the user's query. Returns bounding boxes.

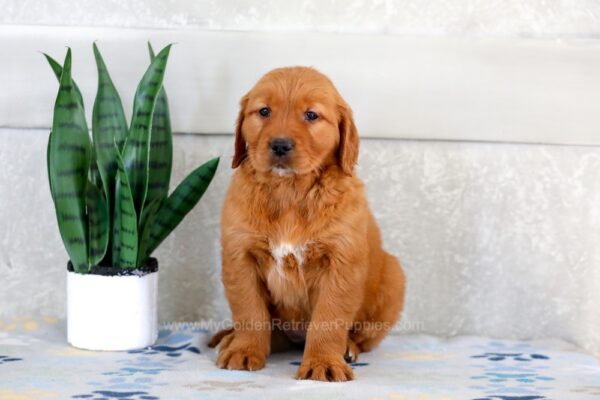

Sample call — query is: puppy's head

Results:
[232,67,358,176]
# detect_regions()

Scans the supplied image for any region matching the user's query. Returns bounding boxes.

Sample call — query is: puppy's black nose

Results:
[270,138,294,157]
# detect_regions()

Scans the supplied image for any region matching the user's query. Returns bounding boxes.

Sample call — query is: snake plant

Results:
[45,43,219,274]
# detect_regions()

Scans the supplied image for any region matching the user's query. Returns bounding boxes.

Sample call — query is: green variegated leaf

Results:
[122,44,172,216]
[92,43,128,211]
[47,131,54,199]
[144,157,219,257]
[86,179,109,266]
[86,149,109,266]
[145,42,173,209]
[112,176,121,266]
[43,53,84,108]
[48,48,91,273]
[89,147,103,190]
[44,54,82,202]
[114,147,138,268]
[137,196,164,267]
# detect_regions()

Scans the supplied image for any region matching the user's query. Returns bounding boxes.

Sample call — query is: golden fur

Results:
[209,67,405,381]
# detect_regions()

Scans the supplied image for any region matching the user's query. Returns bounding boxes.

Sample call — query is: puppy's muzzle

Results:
[270,138,294,157]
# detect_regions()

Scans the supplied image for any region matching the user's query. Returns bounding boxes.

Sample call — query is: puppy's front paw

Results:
[216,333,267,371]
[296,355,354,382]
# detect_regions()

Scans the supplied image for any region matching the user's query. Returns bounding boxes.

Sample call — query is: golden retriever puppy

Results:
[208,67,405,381]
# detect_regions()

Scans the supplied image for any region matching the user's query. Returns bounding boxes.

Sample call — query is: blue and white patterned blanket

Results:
[1,317,600,399]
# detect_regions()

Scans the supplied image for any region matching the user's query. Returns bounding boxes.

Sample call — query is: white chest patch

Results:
[270,242,306,275]
[267,242,311,308]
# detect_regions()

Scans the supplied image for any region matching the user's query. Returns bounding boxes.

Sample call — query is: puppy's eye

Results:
[304,111,318,121]
[259,107,271,117]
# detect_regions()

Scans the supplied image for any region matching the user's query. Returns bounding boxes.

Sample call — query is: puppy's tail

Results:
[207,327,234,348]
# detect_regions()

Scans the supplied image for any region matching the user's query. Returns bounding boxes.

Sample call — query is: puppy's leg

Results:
[296,266,365,382]
[216,252,271,371]
[351,253,405,352]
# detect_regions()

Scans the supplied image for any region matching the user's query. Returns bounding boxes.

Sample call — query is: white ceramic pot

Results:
[67,267,158,351]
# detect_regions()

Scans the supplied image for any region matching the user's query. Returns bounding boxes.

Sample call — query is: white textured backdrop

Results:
[1,0,600,360]
[1,0,600,36]
[1,128,599,357]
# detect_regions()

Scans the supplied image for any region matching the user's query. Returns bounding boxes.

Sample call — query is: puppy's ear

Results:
[337,102,359,175]
[232,95,249,168]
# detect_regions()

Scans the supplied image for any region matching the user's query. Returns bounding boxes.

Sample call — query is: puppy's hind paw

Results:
[208,328,234,348]
[344,339,360,363]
